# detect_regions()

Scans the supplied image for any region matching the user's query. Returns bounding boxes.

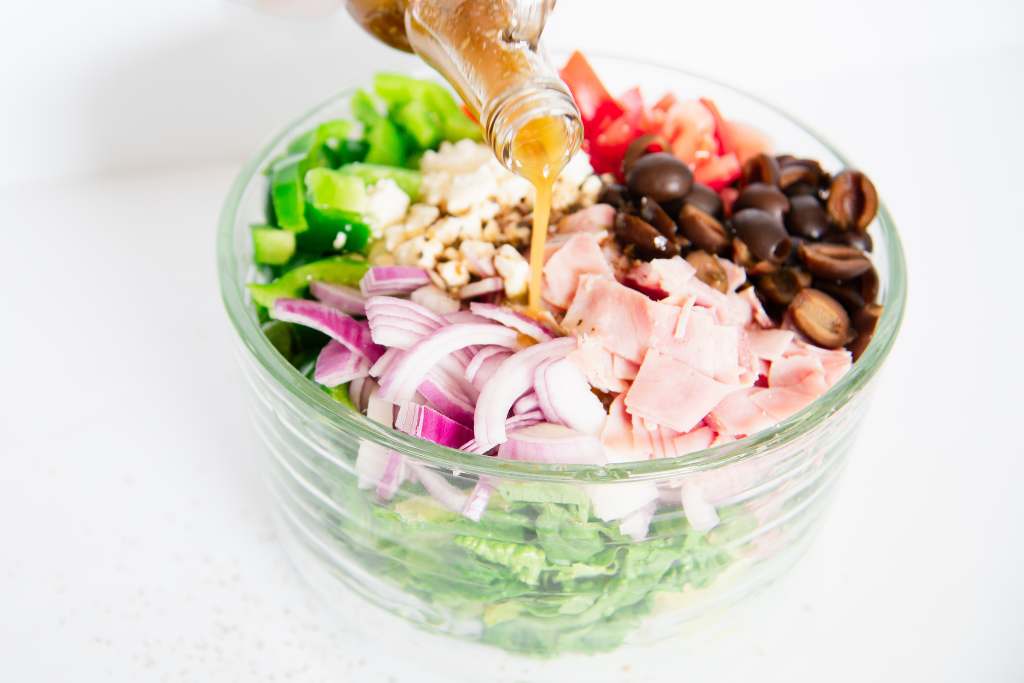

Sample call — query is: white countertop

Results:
[3,18,1023,683]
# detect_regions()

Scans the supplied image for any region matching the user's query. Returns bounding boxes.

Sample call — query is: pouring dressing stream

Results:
[345,0,583,314]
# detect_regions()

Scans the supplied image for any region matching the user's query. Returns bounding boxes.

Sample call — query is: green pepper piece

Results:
[394,99,443,149]
[327,383,357,410]
[251,225,296,265]
[351,89,383,128]
[247,256,369,308]
[373,73,426,108]
[305,168,368,213]
[270,154,308,231]
[336,162,421,199]
[325,138,369,168]
[364,118,406,166]
[300,205,372,254]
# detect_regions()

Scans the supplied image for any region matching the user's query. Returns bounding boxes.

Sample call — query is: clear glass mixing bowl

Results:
[218,55,906,662]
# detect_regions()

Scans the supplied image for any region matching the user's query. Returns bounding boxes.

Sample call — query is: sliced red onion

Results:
[366,315,438,349]
[504,410,544,431]
[357,390,397,490]
[360,266,431,296]
[418,374,475,426]
[459,277,505,300]
[473,337,577,450]
[619,501,656,541]
[273,298,384,362]
[445,311,492,325]
[534,357,607,436]
[409,464,468,513]
[348,377,377,413]
[469,302,554,341]
[378,323,520,403]
[369,347,402,378]
[395,402,473,449]
[310,280,367,316]
[376,451,405,501]
[465,346,512,383]
[314,340,371,387]
[680,482,719,532]
[462,480,493,521]
[496,422,605,465]
[513,392,540,415]
[366,296,445,327]
[410,284,460,315]
[584,481,659,522]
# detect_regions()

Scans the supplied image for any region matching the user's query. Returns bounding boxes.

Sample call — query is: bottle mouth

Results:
[483,81,584,177]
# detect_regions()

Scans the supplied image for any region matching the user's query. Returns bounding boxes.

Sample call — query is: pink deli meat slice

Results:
[567,335,628,393]
[557,203,616,234]
[658,306,743,383]
[542,233,612,309]
[745,329,795,362]
[625,349,743,433]
[707,387,776,437]
[601,394,643,462]
[563,275,679,363]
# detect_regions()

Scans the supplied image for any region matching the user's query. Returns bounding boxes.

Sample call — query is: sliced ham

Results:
[567,335,627,393]
[557,203,615,234]
[706,387,775,437]
[745,329,795,362]
[658,306,743,383]
[625,349,743,433]
[542,233,612,309]
[612,354,639,380]
[717,256,747,292]
[563,275,679,363]
[749,386,817,422]
[769,354,827,396]
[601,394,641,462]
[739,286,773,328]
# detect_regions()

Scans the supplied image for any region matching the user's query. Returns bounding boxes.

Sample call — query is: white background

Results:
[2,1,1023,681]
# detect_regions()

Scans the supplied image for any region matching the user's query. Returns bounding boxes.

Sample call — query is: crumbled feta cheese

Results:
[459,239,496,277]
[438,259,470,288]
[482,219,501,243]
[421,139,493,174]
[559,151,594,190]
[580,174,602,205]
[494,244,530,298]
[364,179,410,237]
[428,216,463,246]
[494,173,532,206]
[476,200,501,221]
[384,224,405,252]
[404,203,441,233]
[418,238,444,269]
[394,236,424,266]
[447,166,498,214]
[420,171,451,206]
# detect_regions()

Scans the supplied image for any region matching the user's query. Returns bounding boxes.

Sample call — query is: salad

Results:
[245,52,883,655]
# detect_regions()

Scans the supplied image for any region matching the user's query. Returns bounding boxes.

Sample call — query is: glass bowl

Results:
[218,54,906,663]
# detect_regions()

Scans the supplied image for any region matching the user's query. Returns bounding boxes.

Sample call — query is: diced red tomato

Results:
[560,51,624,135]
[592,112,646,175]
[653,93,677,112]
[723,120,773,164]
[694,153,742,191]
[719,186,740,217]
[659,100,717,166]
[699,97,733,156]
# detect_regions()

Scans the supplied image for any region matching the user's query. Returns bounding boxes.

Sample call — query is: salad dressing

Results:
[345,0,582,313]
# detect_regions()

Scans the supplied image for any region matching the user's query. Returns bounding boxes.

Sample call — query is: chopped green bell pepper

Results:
[325,138,369,168]
[351,89,383,128]
[373,73,481,143]
[336,162,421,199]
[300,205,372,255]
[251,225,296,265]
[247,256,369,308]
[393,99,442,149]
[305,168,368,213]
[364,118,406,166]
[269,153,308,232]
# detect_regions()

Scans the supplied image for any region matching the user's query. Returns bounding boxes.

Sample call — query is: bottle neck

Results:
[403,0,582,175]
[484,82,582,180]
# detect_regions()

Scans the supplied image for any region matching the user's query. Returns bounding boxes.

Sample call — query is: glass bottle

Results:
[344,0,582,180]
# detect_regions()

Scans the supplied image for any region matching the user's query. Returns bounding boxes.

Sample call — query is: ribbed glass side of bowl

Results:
[219,56,905,660]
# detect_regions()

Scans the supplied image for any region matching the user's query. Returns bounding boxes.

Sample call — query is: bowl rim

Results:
[217,53,907,483]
